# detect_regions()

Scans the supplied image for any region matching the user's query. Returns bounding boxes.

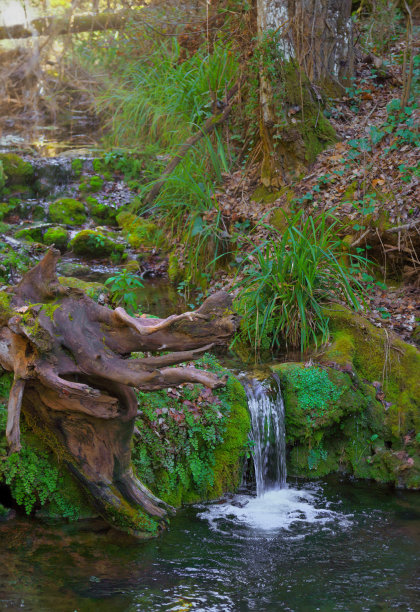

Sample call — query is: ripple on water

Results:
[197,486,353,539]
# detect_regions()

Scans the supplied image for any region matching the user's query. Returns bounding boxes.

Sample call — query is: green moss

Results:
[0,201,19,221]
[58,276,106,300]
[49,198,87,226]
[274,344,420,488]
[168,252,182,282]
[133,356,250,507]
[0,291,13,326]
[323,305,420,442]
[0,153,34,186]
[14,225,44,243]
[85,196,117,225]
[71,158,83,177]
[69,229,124,259]
[80,175,104,193]
[43,226,69,250]
[116,211,165,249]
[251,185,284,204]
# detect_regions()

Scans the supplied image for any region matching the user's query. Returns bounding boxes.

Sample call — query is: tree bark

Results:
[256,0,354,185]
[0,249,238,536]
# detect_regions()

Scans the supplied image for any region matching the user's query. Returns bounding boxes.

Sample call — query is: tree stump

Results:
[0,249,238,536]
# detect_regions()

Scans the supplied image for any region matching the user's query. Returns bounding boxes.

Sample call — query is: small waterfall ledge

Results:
[243,375,287,495]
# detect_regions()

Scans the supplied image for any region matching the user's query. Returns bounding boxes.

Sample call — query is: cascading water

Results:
[243,375,287,495]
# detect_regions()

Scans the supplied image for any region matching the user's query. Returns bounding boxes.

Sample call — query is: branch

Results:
[113,307,208,336]
[0,11,139,41]
[144,82,239,205]
[133,344,214,368]
[139,366,227,390]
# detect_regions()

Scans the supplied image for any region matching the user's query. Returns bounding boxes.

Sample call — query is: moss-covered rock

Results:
[57,261,91,277]
[116,211,165,249]
[69,229,124,260]
[0,153,34,186]
[133,355,250,507]
[43,226,69,251]
[79,175,104,193]
[49,198,87,226]
[58,276,106,300]
[322,304,420,442]
[85,196,117,225]
[271,309,420,489]
[14,225,44,243]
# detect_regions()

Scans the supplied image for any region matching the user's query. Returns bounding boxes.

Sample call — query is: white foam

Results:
[198,487,353,537]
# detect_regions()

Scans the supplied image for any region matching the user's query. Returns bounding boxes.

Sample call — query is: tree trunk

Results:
[0,250,238,537]
[256,0,354,185]
[0,11,139,41]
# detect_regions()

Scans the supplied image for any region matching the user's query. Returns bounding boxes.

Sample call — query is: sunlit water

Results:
[0,478,418,611]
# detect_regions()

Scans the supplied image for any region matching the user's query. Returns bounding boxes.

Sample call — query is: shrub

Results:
[234,210,366,354]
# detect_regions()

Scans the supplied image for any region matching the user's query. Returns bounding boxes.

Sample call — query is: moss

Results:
[14,226,44,243]
[0,292,13,326]
[0,201,19,221]
[49,198,87,226]
[116,211,165,249]
[43,226,69,251]
[0,153,34,186]
[273,326,420,489]
[69,229,124,260]
[263,58,336,181]
[58,276,106,300]
[80,175,104,193]
[71,158,83,177]
[323,304,420,442]
[251,185,284,204]
[85,196,117,225]
[133,359,250,508]
[209,377,250,499]
[168,252,182,282]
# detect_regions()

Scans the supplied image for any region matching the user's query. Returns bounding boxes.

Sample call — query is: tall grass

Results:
[75,29,238,283]
[234,210,367,355]
[96,37,238,149]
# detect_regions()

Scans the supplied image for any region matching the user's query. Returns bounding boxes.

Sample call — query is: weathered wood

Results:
[0,11,139,41]
[0,249,238,536]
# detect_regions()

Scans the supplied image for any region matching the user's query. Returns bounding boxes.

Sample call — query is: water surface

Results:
[0,478,418,611]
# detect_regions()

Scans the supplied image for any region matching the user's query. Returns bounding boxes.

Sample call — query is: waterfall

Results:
[243,375,287,496]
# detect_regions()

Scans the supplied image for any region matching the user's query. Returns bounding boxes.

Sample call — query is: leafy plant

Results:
[234,210,367,354]
[105,269,144,314]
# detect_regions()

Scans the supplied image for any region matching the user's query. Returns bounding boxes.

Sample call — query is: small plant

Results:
[234,210,367,354]
[105,268,144,314]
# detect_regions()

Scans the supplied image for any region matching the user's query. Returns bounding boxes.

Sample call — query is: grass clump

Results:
[234,210,366,354]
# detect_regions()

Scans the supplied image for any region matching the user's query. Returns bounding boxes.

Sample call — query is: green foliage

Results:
[0,432,81,519]
[49,198,87,226]
[287,366,342,424]
[90,36,238,149]
[69,229,124,259]
[133,355,249,506]
[234,210,366,354]
[105,268,143,314]
[0,161,6,196]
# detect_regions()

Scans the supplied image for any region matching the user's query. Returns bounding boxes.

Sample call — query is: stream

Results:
[0,477,419,611]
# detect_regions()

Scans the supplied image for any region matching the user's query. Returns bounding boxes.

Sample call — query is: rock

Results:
[116,211,165,249]
[0,153,34,186]
[49,198,87,226]
[69,229,125,260]
[43,226,69,251]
